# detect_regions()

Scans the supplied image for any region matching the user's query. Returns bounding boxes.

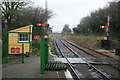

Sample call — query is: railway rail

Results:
[62,39,120,71]
[54,37,119,79]
[65,39,120,62]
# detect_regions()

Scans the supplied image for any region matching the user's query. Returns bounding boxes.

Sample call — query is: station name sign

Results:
[11,48,20,53]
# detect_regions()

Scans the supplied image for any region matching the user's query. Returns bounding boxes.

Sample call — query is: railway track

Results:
[54,39,81,79]
[54,37,119,79]
[62,39,120,71]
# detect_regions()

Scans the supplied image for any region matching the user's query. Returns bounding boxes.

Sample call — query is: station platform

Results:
[2,56,68,79]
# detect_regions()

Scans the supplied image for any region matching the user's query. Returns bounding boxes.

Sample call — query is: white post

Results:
[107,16,110,36]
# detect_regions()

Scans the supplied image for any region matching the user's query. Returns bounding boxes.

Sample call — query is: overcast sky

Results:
[32,0,112,33]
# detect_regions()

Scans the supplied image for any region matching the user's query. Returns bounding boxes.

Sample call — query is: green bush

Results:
[31,39,40,56]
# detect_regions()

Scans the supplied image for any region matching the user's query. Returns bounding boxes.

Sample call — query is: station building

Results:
[8,25,33,55]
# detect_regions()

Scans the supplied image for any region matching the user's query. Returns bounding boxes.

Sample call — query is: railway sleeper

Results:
[45,61,67,70]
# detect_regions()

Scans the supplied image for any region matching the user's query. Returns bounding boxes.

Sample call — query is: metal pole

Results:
[39,0,48,74]
[106,16,110,36]
[5,28,8,64]
[22,43,24,63]
[46,40,48,63]
[45,0,49,65]
[45,0,48,23]
[45,39,48,64]
[0,38,1,64]
[40,37,45,74]
[0,25,2,64]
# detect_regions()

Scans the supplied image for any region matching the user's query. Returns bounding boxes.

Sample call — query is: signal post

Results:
[35,24,49,74]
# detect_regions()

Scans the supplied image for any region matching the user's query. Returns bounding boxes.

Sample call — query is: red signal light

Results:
[36,24,47,26]
[104,26,109,28]
[100,26,109,28]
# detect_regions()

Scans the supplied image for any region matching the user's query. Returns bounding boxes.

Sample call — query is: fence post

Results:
[22,43,24,63]
[40,37,45,74]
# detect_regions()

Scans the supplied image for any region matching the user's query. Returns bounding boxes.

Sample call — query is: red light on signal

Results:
[104,26,109,28]
[100,26,109,28]
[36,24,40,26]
[36,24,47,26]
[41,24,47,26]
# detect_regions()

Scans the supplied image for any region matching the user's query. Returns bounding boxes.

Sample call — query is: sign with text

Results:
[11,48,20,53]
[34,35,40,39]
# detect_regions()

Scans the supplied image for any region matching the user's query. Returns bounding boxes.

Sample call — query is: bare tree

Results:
[1,0,54,30]
[0,0,30,28]
[18,6,54,36]
[19,6,54,25]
